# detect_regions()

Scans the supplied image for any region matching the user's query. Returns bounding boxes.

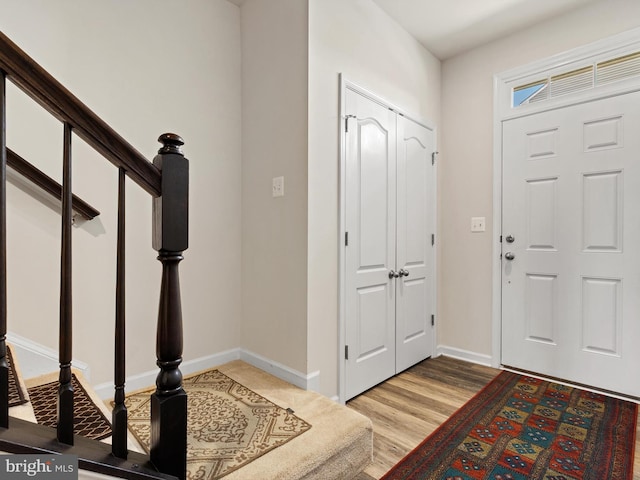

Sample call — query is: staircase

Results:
[6,343,374,480]
[0,30,188,480]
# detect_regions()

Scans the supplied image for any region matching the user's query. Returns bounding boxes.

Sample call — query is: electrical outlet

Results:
[471,216,486,232]
[272,176,284,197]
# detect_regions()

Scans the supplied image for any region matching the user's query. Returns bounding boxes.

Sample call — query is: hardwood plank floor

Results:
[346,355,640,480]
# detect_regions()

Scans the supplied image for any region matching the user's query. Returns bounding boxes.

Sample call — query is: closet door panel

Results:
[344,89,397,399]
[396,115,435,372]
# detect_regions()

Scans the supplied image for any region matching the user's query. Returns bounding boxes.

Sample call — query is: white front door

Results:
[396,115,435,372]
[344,87,435,400]
[502,91,640,397]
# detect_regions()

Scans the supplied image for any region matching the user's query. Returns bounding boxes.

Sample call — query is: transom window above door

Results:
[512,50,640,107]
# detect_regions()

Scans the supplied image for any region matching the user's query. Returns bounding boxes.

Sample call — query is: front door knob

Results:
[504,252,515,261]
[505,235,515,244]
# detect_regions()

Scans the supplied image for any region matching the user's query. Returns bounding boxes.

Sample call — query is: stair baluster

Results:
[58,122,74,445]
[150,134,188,480]
[112,167,128,459]
[0,69,8,429]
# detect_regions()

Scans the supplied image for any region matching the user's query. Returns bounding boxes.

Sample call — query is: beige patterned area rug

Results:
[125,369,312,479]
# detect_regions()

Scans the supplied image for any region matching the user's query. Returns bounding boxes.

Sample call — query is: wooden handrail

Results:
[7,147,100,220]
[0,31,161,197]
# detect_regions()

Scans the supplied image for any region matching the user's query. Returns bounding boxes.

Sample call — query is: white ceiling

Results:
[370,0,599,59]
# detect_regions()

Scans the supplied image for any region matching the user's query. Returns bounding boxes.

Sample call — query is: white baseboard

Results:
[436,345,493,367]
[5,333,323,400]
[7,332,90,380]
[240,349,320,392]
[93,348,242,400]
[93,348,320,399]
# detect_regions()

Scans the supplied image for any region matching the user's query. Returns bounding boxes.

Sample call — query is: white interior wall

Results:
[308,0,441,396]
[240,0,309,374]
[6,0,636,401]
[439,0,640,362]
[0,0,242,385]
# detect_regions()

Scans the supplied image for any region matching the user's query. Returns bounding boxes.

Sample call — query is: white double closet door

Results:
[344,87,435,400]
[502,90,640,397]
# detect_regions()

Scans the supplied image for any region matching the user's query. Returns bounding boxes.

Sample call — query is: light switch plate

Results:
[471,216,485,232]
[272,176,284,197]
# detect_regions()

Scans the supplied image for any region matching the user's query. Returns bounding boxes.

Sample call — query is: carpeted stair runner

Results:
[6,345,28,408]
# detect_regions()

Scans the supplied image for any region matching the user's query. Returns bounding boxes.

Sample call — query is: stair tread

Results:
[27,373,112,440]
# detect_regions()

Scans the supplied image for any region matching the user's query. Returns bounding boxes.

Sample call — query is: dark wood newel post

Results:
[150,133,188,480]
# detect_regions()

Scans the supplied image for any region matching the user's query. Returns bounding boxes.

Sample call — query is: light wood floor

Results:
[347,356,640,480]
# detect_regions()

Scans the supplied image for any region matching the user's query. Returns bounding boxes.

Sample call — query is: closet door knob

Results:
[399,269,410,277]
[388,270,400,279]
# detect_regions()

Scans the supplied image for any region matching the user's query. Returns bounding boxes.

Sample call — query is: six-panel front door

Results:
[502,91,640,397]
[344,88,435,400]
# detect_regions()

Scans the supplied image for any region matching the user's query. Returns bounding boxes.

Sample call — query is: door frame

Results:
[492,27,640,369]
[338,76,438,404]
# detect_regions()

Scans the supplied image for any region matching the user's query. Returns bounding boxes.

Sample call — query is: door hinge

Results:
[431,233,435,246]
[345,231,349,246]
[431,314,435,326]
[345,345,349,360]
[432,151,439,165]
[345,114,356,133]
[500,235,503,243]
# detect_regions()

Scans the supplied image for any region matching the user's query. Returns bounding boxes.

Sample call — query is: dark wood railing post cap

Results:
[158,133,184,155]
[152,133,189,253]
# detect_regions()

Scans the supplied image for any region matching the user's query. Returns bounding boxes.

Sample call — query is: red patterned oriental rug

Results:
[381,371,637,480]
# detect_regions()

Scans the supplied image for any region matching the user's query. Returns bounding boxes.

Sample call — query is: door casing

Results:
[338,76,438,404]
